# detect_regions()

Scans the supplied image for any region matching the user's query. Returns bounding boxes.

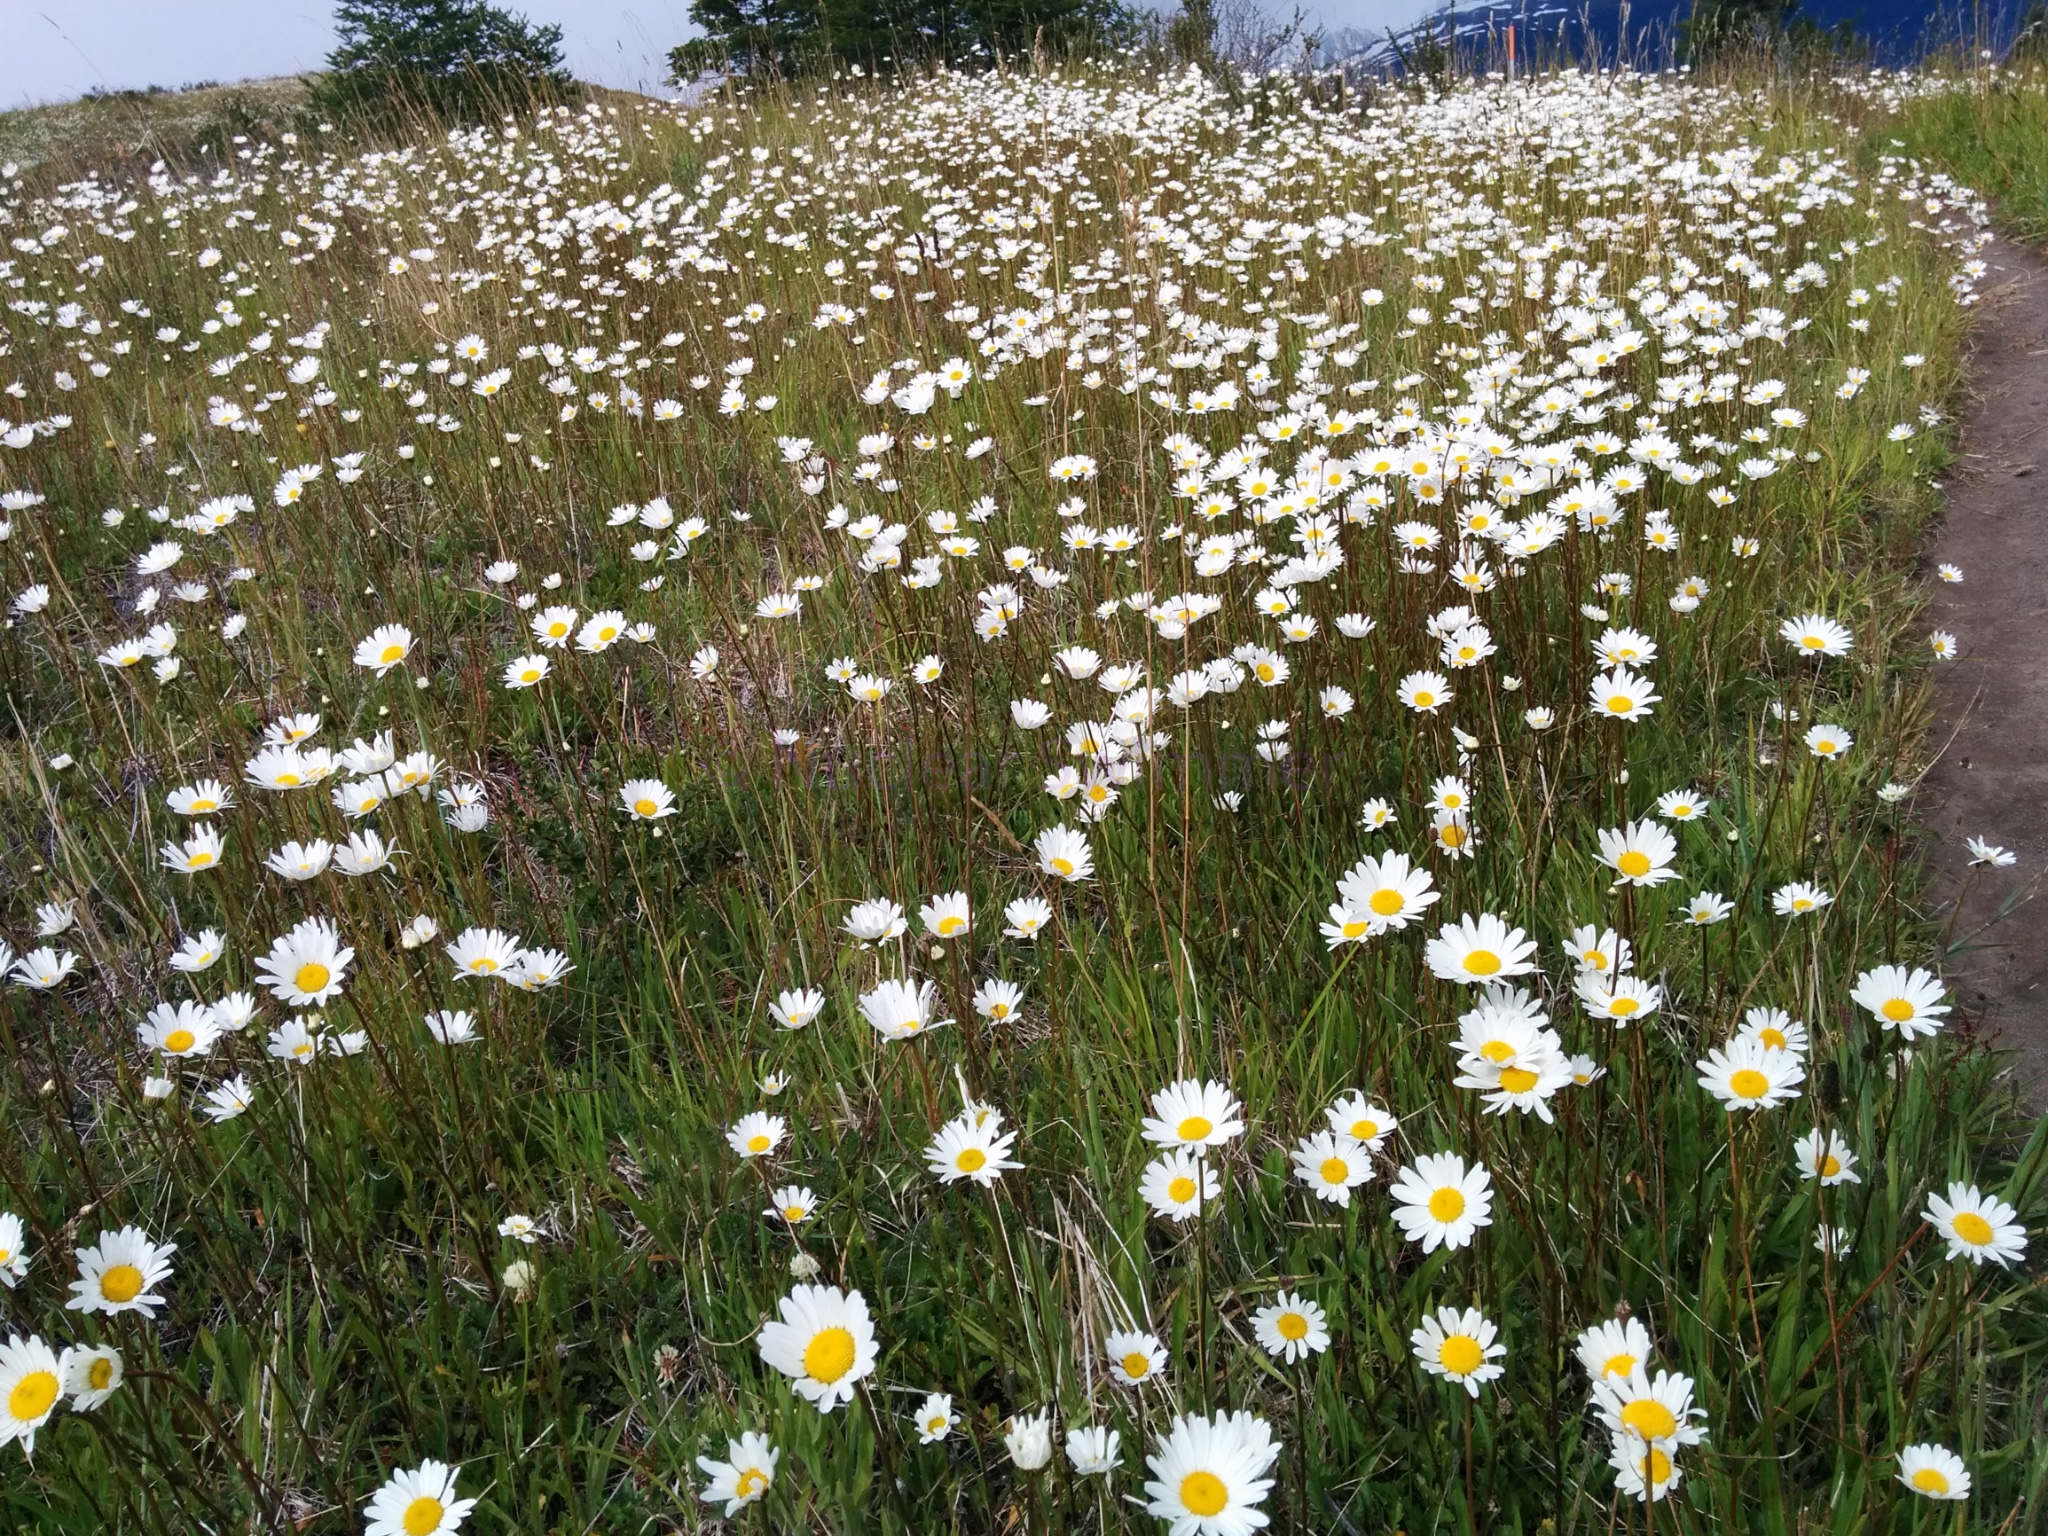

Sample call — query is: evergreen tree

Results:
[670,0,1135,79]
[312,0,574,125]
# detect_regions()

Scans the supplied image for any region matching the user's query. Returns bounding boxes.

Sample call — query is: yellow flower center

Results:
[938,917,965,936]
[735,1468,768,1498]
[1429,1187,1466,1222]
[1277,1311,1310,1340]
[380,644,404,664]
[1351,1118,1379,1140]
[956,1147,987,1173]
[804,1326,858,1384]
[1341,919,1370,939]
[1180,1471,1229,1517]
[275,773,301,787]
[99,1263,145,1304]
[783,1205,806,1222]
[1617,850,1652,878]
[1413,691,1436,708]
[1912,1468,1950,1494]
[164,1029,195,1054]
[1620,1399,1678,1441]
[1729,1069,1770,1100]
[746,1134,770,1153]
[191,798,217,811]
[1463,949,1501,977]
[1320,1156,1349,1184]
[1881,998,1914,1022]
[1952,1211,1994,1246]
[1122,1351,1151,1379]
[1802,635,1825,649]
[1601,1352,1638,1379]
[1820,1155,1842,1178]
[402,1495,445,1536]
[1481,1040,1515,1063]
[1760,1028,1787,1049]
[1646,1448,1673,1482]
[1607,694,1634,714]
[1499,1066,1539,1093]
[8,1370,58,1423]
[88,1357,112,1390]
[1050,857,1074,877]
[294,962,331,994]
[634,799,658,817]
[470,958,498,973]
[188,851,214,867]
[1609,997,1640,1017]
[1168,1176,1197,1203]
[1439,1334,1483,1375]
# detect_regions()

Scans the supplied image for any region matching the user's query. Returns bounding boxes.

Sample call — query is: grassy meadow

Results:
[0,53,2044,1535]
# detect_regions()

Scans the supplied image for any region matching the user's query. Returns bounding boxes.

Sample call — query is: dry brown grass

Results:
[0,77,312,176]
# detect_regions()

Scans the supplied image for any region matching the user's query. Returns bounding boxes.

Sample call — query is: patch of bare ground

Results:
[1919,231,2048,1105]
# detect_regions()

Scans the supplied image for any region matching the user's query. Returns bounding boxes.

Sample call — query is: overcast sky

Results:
[0,0,1434,110]
[0,0,700,107]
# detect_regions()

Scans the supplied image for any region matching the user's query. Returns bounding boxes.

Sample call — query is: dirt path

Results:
[1917,234,2048,1104]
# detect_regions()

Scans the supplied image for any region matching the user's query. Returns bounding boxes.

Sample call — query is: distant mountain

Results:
[1317,0,2034,68]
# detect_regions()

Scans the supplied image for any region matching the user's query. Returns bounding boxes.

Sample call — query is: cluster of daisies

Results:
[0,711,579,1134]
[685,801,2025,1518]
[96,900,571,1122]
[704,1083,2010,1523]
[715,1275,1286,1528]
[0,1225,173,1455]
[0,40,2029,1536]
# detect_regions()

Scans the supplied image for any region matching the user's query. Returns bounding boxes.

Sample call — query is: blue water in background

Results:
[1315,0,2036,70]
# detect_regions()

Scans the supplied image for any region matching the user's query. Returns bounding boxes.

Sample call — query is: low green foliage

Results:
[1882,64,2048,241]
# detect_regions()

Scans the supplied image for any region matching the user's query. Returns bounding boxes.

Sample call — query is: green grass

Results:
[1882,60,2048,241]
[0,60,2042,1536]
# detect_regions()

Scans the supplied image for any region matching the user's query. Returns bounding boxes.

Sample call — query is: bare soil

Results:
[1918,234,2048,1105]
